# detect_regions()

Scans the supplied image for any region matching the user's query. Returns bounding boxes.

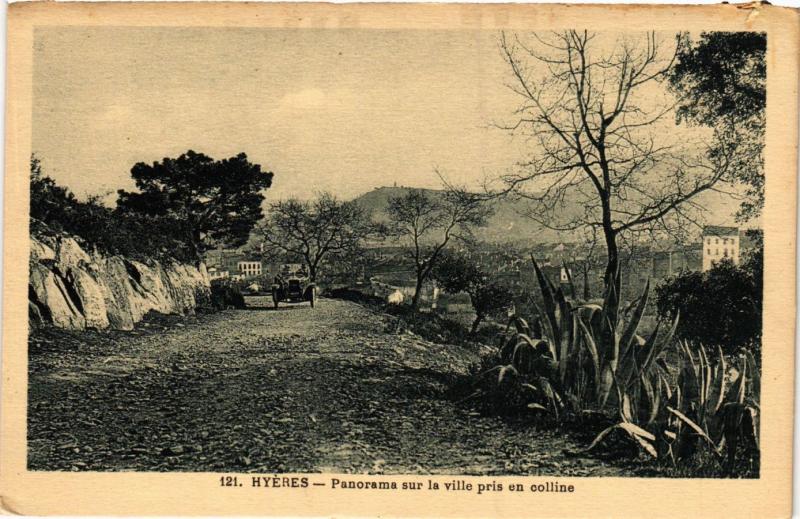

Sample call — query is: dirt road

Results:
[28,297,632,475]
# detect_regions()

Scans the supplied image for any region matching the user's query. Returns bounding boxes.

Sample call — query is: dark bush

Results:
[655,242,762,353]
[209,280,246,310]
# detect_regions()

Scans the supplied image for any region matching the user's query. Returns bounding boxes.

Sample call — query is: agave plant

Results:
[506,255,678,457]
[477,255,760,471]
[493,259,590,417]
[495,258,678,424]
[665,341,760,469]
[579,274,679,458]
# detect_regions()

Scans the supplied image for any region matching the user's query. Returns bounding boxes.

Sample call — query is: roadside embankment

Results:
[28,234,210,331]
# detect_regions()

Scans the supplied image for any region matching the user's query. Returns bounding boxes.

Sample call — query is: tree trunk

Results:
[470,314,483,335]
[410,274,424,311]
[601,193,618,292]
[604,233,618,289]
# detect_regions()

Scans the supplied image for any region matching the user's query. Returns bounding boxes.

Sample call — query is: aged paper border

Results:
[1,2,797,517]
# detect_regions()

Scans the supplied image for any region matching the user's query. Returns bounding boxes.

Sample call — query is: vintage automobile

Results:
[271,275,316,309]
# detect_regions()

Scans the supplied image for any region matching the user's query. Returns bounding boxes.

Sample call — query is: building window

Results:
[723,249,728,257]
[723,238,727,244]
[715,238,719,244]
[716,249,719,255]
[707,248,711,255]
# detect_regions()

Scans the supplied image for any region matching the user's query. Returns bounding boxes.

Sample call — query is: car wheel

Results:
[272,290,279,309]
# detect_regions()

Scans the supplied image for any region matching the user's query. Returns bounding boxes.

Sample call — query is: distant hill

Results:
[352,185,745,246]
[352,186,583,244]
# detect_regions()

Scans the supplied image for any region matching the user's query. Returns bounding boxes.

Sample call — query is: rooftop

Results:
[703,225,738,236]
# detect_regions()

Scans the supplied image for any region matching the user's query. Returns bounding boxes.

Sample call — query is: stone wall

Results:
[29,235,211,331]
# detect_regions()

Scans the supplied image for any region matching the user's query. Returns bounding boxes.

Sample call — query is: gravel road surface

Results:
[28,297,632,475]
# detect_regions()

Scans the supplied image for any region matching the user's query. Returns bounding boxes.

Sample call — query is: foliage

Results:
[473,255,760,475]
[654,253,762,353]
[669,32,766,221]
[260,192,375,283]
[30,156,196,262]
[208,280,246,310]
[662,341,760,473]
[386,187,492,310]
[431,251,510,334]
[117,150,273,256]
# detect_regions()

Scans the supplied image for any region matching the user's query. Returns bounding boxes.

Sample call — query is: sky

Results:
[33,27,526,202]
[31,27,743,225]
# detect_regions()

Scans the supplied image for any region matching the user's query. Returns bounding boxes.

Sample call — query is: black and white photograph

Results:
[23,22,767,482]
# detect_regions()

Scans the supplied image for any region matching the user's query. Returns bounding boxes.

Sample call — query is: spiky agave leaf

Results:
[706,345,728,415]
[531,256,561,346]
[620,320,660,393]
[744,349,760,403]
[599,266,621,346]
[535,376,562,420]
[677,340,701,404]
[597,363,616,408]
[554,291,576,384]
[587,422,658,458]
[732,356,748,405]
[577,318,601,387]
[510,315,531,336]
[500,335,518,365]
[527,402,549,412]
[511,335,549,375]
[641,371,662,426]
[694,345,708,413]
[666,406,722,457]
[640,312,679,376]
[619,279,650,360]
[497,364,519,385]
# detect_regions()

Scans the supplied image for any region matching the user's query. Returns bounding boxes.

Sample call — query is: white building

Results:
[237,261,263,277]
[702,225,739,271]
[208,268,230,280]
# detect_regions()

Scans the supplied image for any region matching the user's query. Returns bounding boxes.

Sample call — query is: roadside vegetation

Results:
[485,259,758,477]
[31,151,273,264]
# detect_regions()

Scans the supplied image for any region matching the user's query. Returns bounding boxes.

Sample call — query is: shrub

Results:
[431,251,511,334]
[655,255,762,353]
[209,280,246,310]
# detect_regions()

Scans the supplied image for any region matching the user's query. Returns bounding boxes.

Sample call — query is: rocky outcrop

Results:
[29,235,211,331]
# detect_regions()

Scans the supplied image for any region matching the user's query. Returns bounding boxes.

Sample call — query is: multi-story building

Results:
[237,261,263,277]
[205,249,268,280]
[702,225,740,271]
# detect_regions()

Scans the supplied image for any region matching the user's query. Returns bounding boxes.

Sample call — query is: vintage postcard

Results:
[1,1,797,517]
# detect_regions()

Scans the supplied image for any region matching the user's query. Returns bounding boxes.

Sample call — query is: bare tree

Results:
[386,188,491,310]
[260,192,375,283]
[497,31,735,291]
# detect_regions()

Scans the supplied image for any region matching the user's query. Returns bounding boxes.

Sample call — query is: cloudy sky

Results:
[33,27,528,202]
